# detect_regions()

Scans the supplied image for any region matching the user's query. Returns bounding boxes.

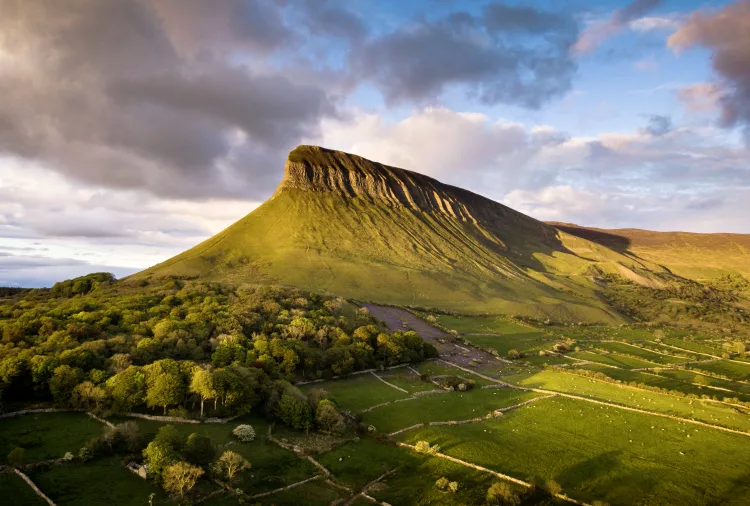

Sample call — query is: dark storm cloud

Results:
[669,1,750,138]
[0,0,337,200]
[350,3,579,109]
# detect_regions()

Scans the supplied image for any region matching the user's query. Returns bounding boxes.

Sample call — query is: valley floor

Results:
[3,307,749,505]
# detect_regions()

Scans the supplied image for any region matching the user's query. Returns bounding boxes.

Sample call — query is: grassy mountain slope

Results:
[137,146,746,324]
[550,223,750,281]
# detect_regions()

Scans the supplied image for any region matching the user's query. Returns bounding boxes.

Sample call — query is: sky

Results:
[1,0,749,287]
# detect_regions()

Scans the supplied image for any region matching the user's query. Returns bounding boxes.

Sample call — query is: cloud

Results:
[0,0,338,200]
[350,3,578,108]
[668,1,750,137]
[574,0,663,54]
[629,16,682,32]
[640,115,673,136]
[676,83,723,112]
[318,107,750,232]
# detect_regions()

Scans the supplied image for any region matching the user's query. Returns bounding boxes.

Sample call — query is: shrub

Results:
[507,349,521,360]
[414,440,440,455]
[232,424,256,443]
[184,434,215,466]
[435,477,449,490]
[448,481,459,493]
[486,481,520,505]
[316,399,346,433]
[7,447,25,467]
[78,446,92,462]
[544,479,562,496]
[63,452,75,461]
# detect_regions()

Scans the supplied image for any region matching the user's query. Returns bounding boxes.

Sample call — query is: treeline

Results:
[0,275,436,428]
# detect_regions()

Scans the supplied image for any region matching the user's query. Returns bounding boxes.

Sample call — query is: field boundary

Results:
[395,442,589,505]
[13,468,56,506]
[370,371,409,394]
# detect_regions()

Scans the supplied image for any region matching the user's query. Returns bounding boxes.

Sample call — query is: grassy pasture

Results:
[26,457,168,506]
[260,479,347,505]
[411,361,495,386]
[396,396,750,506]
[568,350,659,369]
[361,388,542,434]
[300,374,411,411]
[376,368,439,393]
[658,368,750,397]
[317,438,503,505]
[591,342,686,364]
[0,472,48,505]
[508,369,750,432]
[688,360,750,382]
[435,315,545,337]
[0,412,104,463]
[106,415,317,496]
[578,364,750,401]
[462,333,557,356]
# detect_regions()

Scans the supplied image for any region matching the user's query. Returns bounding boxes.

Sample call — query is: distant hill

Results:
[548,222,750,281]
[136,146,749,324]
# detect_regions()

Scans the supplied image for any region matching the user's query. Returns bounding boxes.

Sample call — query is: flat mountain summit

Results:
[137,146,750,323]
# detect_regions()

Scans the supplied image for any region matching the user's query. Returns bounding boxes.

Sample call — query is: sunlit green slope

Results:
[136,146,710,323]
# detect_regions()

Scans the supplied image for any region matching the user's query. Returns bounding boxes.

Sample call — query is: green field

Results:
[0,413,104,463]
[376,368,440,394]
[361,388,541,434]
[411,361,495,386]
[687,360,750,382]
[396,396,750,505]
[317,438,505,505]
[658,368,750,398]
[568,350,660,369]
[26,457,168,506]
[508,369,750,432]
[301,374,411,411]
[591,342,687,364]
[0,472,48,505]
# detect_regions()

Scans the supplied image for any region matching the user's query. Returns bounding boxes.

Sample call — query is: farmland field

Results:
[300,373,411,411]
[567,350,660,369]
[396,396,750,505]
[591,342,687,364]
[687,360,750,382]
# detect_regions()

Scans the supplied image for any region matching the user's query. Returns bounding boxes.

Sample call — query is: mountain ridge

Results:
[135,146,748,323]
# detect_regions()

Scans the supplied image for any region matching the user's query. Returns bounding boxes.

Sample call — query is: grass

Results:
[568,350,660,369]
[361,388,542,434]
[591,342,687,364]
[26,457,168,506]
[375,369,439,393]
[316,437,502,505]
[301,374,411,411]
[687,360,750,382]
[396,396,750,505]
[412,361,494,386]
[0,472,48,505]
[106,414,317,496]
[508,369,750,432]
[0,412,104,463]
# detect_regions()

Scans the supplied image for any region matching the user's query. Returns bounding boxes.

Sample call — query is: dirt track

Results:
[362,304,503,369]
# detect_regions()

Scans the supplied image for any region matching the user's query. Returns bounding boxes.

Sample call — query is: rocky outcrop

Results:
[279,146,555,243]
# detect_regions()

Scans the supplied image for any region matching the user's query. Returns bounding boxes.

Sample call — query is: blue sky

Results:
[1,0,749,287]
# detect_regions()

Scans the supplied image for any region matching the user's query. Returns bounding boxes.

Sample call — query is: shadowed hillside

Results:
[136,146,746,323]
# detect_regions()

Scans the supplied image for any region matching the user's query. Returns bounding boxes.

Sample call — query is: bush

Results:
[507,349,521,360]
[7,447,25,467]
[486,481,520,505]
[414,440,440,455]
[435,477,449,490]
[232,424,256,443]
[448,481,459,493]
[78,446,92,462]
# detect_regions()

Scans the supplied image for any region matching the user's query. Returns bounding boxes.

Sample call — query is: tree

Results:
[486,481,520,505]
[189,367,215,417]
[184,434,215,466]
[106,366,146,413]
[162,461,204,498]
[73,381,107,410]
[212,450,250,483]
[316,399,345,433]
[7,447,25,467]
[49,365,84,405]
[277,393,313,431]
[143,441,177,478]
[507,349,521,360]
[144,360,185,414]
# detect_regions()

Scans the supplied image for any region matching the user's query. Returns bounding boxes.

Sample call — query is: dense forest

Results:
[0,273,436,428]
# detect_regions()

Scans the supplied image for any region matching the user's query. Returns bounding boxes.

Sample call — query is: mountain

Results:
[136,146,747,324]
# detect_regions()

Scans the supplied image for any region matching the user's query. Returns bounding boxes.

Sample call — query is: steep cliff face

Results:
[280,145,557,244]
